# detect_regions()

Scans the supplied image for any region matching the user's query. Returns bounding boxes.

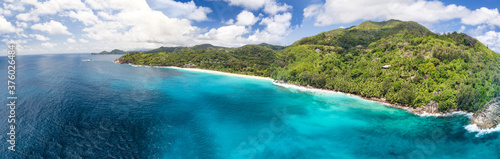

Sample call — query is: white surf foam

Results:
[272,82,405,109]
[273,82,476,119]
[273,82,314,92]
[272,82,348,96]
[465,124,500,137]
[417,111,474,118]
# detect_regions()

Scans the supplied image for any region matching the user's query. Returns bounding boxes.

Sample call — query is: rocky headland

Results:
[471,97,500,129]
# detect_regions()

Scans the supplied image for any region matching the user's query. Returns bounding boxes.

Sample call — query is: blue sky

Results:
[0,0,499,54]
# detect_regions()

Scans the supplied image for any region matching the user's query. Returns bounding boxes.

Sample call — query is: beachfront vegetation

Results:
[118,19,500,112]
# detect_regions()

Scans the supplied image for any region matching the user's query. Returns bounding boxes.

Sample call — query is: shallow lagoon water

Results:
[0,54,498,158]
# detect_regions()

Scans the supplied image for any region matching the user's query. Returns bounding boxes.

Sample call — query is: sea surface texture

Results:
[0,54,499,158]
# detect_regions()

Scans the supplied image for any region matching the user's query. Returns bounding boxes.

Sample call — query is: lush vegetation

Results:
[120,45,279,76]
[118,19,500,112]
[144,44,231,54]
[92,49,127,55]
[143,43,285,54]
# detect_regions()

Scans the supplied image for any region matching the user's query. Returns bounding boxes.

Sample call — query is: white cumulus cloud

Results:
[66,9,99,26]
[263,0,291,15]
[85,0,150,10]
[199,25,249,46]
[79,39,89,43]
[16,0,87,22]
[0,7,12,16]
[248,12,293,43]
[461,7,500,27]
[3,2,25,11]
[304,0,500,29]
[16,13,38,21]
[7,0,296,53]
[304,0,469,26]
[458,25,466,33]
[16,21,28,28]
[0,16,20,34]
[29,34,50,41]
[152,0,212,22]
[477,31,500,53]
[224,0,268,10]
[41,42,56,48]
[236,10,259,26]
[224,0,291,15]
[224,19,234,25]
[196,11,293,46]
[31,20,72,35]
[82,9,197,45]
[67,38,76,43]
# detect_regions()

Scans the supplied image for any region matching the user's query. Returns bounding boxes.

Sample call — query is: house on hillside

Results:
[382,65,391,69]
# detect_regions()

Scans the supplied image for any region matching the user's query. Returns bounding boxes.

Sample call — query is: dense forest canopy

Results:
[118,19,500,112]
[143,43,285,54]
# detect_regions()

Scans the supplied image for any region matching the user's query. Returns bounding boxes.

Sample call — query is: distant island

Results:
[91,49,127,55]
[115,20,500,129]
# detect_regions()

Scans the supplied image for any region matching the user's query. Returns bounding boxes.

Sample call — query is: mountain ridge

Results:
[143,43,285,54]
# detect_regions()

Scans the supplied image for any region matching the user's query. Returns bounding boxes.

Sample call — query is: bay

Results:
[0,54,498,158]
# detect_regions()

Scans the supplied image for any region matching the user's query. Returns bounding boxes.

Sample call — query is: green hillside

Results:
[143,43,284,54]
[117,19,500,112]
[144,44,230,54]
[119,44,278,76]
[258,43,286,51]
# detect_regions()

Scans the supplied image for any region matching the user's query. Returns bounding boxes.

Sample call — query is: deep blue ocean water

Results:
[0,54,499,158]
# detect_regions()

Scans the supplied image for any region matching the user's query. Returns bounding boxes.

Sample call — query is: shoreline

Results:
[121,62,473,117]
[161,66,274,81]
[116,60,274,81]
[272,81,473,118]
[121,62,472,118]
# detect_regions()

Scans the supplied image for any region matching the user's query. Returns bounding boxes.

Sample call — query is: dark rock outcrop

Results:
[471,97,500,129]
[412,100,438,114]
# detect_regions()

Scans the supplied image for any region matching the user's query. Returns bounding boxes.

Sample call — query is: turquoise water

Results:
[0,54,498,158]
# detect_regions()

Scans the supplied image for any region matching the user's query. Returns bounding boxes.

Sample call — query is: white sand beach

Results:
[160,66,274,81]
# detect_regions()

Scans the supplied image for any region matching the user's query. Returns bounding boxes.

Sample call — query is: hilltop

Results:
[116,20,500,128]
